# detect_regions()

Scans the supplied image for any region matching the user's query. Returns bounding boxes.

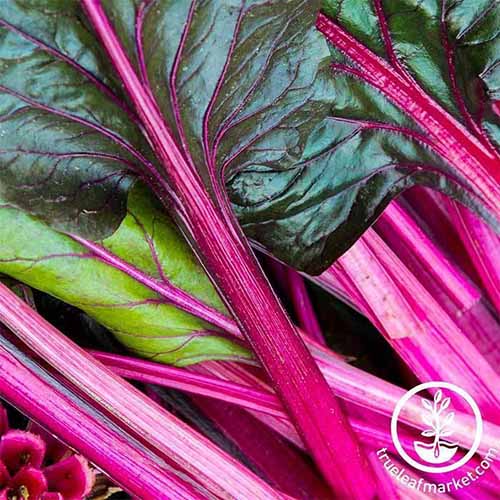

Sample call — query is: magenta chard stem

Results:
[316,12,500,218]
[80,0,376,496]
[0,330,204,500]
[285,267,326,345]
[193,398,332,500]
[90,350,285,419]
[91,349,500,468]
[0,282,282,499]
[444,199,500,314]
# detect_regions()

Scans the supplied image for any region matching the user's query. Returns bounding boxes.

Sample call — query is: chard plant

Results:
[0,0,498,498]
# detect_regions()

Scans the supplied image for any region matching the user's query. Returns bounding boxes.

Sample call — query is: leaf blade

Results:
[227,1,500,273]
[0,1,150,238]
[0,184,249,366]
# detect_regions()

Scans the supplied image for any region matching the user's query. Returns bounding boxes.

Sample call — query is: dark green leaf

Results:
[228,0,500,273]
[0,0,497,281]
[100,0,348,272]
[0,0,149,238]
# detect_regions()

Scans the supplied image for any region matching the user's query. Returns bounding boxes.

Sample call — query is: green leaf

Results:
[0,0,338,267]
[140,0,328,175]
[0,0,149,239]
[228,0,500,273]
[323,0,500,144]
[136,0,360,273]
[0,0,497,278]
[0,183,250,366]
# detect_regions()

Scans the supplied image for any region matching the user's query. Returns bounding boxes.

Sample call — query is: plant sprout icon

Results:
[413,390,459,464]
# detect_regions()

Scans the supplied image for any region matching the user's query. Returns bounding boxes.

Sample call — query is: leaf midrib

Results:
[316,12,500,217]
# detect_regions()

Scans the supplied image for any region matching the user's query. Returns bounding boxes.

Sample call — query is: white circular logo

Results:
[391,382,482,473]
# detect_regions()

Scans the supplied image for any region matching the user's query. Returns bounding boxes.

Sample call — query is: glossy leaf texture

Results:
[0,0,151,239]
[0,183,250,366]
[320,0,500,146]
[0,0,497,274]
[125,0,341,258]
[0,0,333,368]
[229,0,500,273]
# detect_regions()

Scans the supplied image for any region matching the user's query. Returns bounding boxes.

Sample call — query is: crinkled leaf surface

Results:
[323,0,500,145]
[321,0,500,144]
[0,1,497,284]
[228,0,500,273]
[0,0,331,365]
[0,0,150,239]
[0,184,249,366]
[126,0,344,267]
[0,0,336,266]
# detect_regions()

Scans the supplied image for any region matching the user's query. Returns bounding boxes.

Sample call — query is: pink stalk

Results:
[0,282,284,499]
[312,245,500,370]
[227,369,499,495]
[444,200,500,314]
[404,187,480,281]
[194,398,331,499]
[402,190,500,363]
[359,231,500,415]
[310,230,500,419]
[367,452,399,500]
[316,12,500,216]
[285,269,326,345]
[0,334,204,499]
[124,321,496,459]
[266,260,325,345]
[374,202,500,366]
[94,350,384,452]
[103,351,500,458]
[195,360,500,459]
[90,351,284,419]
[203,360,500,484]
[92,350,402,452]
[404,188,499,309]
[97,349,500,492]
[376,202,480,313]
[337,238,420,337]
[93,350,407,450]
[312,357,500,460]
[91,350,407,450]
[310,264,368,315]
[81,2,376,495]
[198,363,500,496]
